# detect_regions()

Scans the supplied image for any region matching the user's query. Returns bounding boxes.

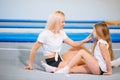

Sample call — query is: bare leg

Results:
[55,49,101,75]
[58,47,83,69]
[58,46,91,68]
[70,65,91,74]
[68,49,100,74]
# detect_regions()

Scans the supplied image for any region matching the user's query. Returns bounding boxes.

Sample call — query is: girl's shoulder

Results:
[97,39,109,48]
[41,29,52,34]
[60,30,66,34]
[98,39,107,44]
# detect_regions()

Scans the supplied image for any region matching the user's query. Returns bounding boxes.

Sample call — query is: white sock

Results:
[41,61,57,72]
[55,65,70,73]
[111,58,120,67]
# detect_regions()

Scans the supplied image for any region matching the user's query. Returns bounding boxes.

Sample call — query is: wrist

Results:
[29,63,33,67]
[83,39,87,43]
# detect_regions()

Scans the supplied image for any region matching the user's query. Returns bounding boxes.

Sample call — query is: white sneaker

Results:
[41,61,57,72]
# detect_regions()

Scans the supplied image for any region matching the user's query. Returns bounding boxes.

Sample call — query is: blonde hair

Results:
[92,23,114,61]
[46,10,65,33]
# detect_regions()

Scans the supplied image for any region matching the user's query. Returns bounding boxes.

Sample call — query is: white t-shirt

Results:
[37,29,68,56]
[94,39,109,72]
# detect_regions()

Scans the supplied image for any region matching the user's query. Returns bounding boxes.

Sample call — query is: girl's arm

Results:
[99,43,112,75]
[64,34,92,48]
[24,41,42,70]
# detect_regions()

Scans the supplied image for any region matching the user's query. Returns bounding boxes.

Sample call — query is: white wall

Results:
[0,0,120,20]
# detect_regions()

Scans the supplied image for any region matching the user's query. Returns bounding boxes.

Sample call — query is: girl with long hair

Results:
[55,23,114,75]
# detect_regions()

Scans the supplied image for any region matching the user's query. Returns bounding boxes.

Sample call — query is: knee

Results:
[78,49,86,55]
[77,49,89,58]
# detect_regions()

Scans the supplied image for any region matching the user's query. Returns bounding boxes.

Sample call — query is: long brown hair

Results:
[92,23,114,61]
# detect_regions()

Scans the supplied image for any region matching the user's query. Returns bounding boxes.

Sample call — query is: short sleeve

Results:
[98,39,109,48]
[37,30,47,43]
[60,30,68,40]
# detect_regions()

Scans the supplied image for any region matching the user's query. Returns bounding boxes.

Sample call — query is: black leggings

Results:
[45,55,62,67]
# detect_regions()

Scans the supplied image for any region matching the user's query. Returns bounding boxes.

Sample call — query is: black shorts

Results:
[45,55,62,67]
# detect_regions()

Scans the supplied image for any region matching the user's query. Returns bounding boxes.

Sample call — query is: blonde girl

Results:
[24,10,91,70]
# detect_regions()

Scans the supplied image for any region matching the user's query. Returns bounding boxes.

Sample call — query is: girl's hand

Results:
[84,33,92,42]
[86,35,92,41]
[24,65,33,70]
